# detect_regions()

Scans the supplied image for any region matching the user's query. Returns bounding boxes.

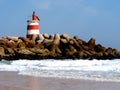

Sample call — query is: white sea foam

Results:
[0,59,120,82]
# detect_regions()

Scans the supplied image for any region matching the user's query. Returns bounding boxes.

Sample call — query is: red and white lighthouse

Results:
[27,11,40,39]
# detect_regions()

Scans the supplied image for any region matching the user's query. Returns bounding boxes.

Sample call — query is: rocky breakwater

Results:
[0,33,120,60]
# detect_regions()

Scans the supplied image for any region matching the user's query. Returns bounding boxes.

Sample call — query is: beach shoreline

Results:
[0,71,120,90]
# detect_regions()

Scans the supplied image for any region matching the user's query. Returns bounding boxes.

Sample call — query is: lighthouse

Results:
[27,11,40,39]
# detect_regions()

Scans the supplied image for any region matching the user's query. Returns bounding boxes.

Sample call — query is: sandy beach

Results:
[0,71,120,90]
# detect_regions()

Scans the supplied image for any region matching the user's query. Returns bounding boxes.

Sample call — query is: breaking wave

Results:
[0,59,120,82]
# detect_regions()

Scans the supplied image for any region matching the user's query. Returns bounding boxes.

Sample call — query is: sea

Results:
[0,59,120,82]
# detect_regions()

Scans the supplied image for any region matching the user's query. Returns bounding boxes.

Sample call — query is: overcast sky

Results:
[0,0,120,50]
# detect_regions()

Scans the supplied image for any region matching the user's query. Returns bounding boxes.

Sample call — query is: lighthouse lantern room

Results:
[27,11,40,39]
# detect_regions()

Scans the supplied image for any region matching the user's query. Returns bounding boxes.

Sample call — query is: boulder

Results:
[61,33,71,40]
[18,37,29,42]
[17,39,26,48]
[76,50,86,58]
[53,38,60,45]
[112,49,120,56]
[65,45,77,56]
[14,48,36,59]
[43,39,53,47]
[49,38,61,54]
[38,34,44,40]
[0,47,5,57]
[36,42,44,49]
[32,34,38,41]
[49,36,61,57]
[78,39,84,45]
[94,44,106,52]
[73,36,79,40]
[83,50,92,57]
[25,40,35,48]
[72,39,82,50]
[49,34,54,40]
[0,39,8,47]
[43,33,49,39]
[7,40,16,48]
[29,48,50,57]
[36,40,43,44]
[16,48,34,55]
[7,36,18,42]
[69,39,74,45]
[5,48,14,55]
[104,48,120,59]
[38,49,50,57]
[82,45,89,50]
[88,38,95,49]
[106,47,113,54]
[96,52,103,58]
[54,34,60,40]
[60,39,68,44]
[73,36,86,45]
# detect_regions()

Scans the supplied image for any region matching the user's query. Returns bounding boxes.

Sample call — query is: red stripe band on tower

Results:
[27,25,39,30]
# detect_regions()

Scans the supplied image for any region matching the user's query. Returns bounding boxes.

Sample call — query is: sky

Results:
[0,0,120,50]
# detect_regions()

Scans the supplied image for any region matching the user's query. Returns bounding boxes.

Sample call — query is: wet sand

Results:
[0,71,120,90]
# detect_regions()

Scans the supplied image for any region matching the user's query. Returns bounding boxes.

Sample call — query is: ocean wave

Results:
[0,59,120,82]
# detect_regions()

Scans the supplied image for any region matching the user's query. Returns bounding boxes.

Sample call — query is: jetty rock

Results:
[0,34,120,60]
